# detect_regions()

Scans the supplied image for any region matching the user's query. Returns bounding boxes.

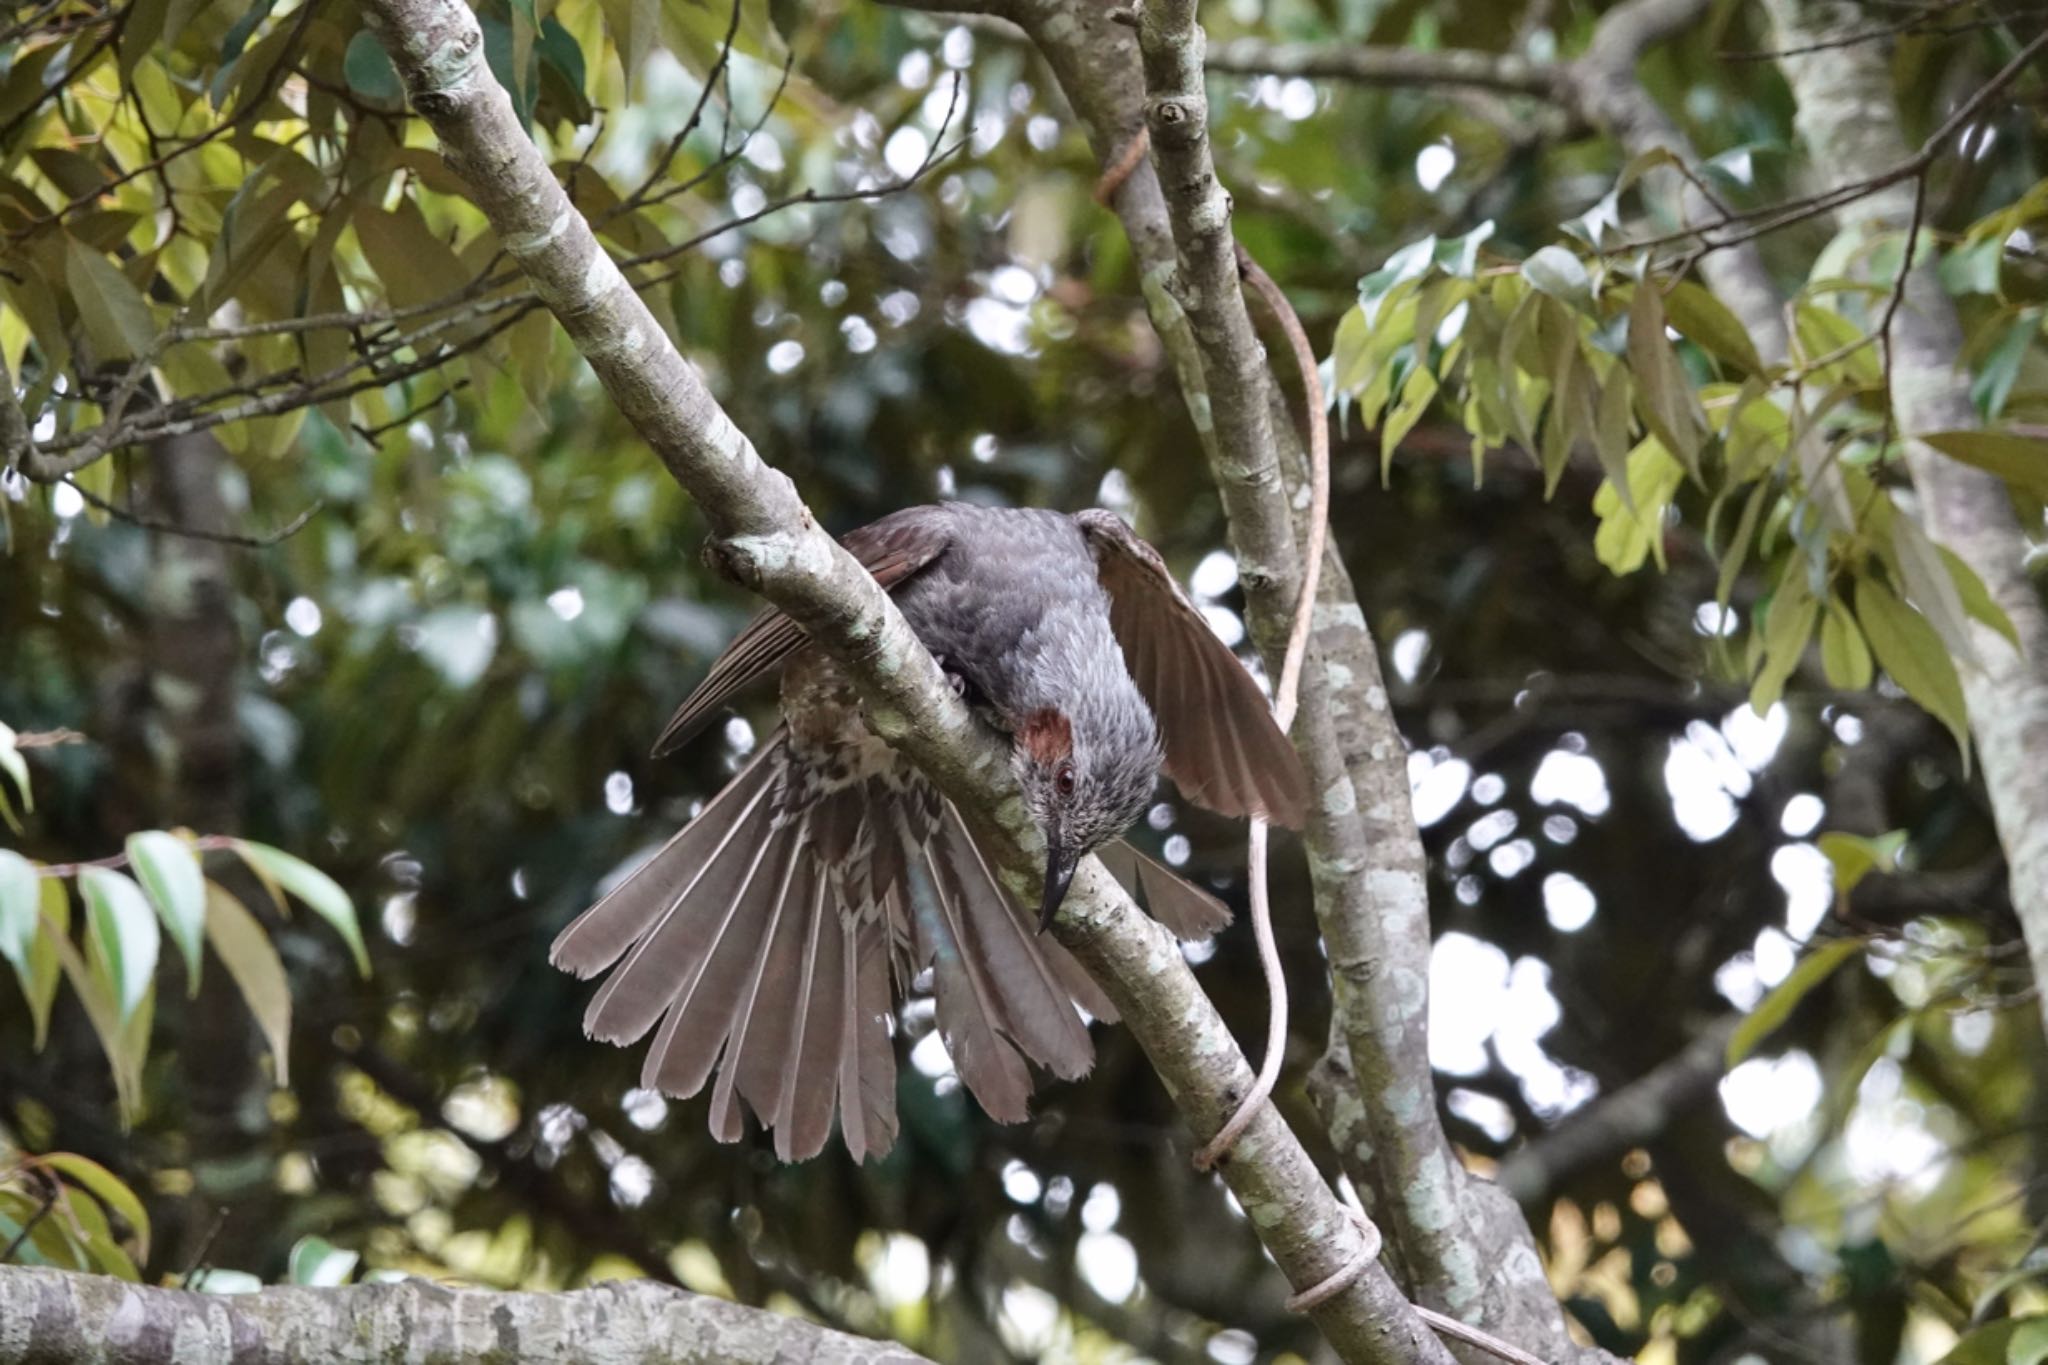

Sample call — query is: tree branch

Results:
[977,0,1602,1354]
[0,1266,928,1364]
[1762,0,2048,1049]
[359,2,1439,1359]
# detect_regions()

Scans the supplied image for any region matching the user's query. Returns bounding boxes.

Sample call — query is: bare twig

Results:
[62,478,323,548]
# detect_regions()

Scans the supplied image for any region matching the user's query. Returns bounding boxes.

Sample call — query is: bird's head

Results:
[1013,702,1161,930]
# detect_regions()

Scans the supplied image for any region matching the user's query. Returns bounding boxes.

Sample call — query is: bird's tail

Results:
[550,737,899,1162]
[550,733,1142,1161]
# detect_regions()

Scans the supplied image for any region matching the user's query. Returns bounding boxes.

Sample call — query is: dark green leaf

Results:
[342,31,403,106]
[1855,577,1973,765]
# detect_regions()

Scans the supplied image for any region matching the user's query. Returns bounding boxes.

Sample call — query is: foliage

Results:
[3,0,2048,1361]
[0,724,363,1119]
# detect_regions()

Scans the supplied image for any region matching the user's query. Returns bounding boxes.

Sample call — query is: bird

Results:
[550,503,1308,1162]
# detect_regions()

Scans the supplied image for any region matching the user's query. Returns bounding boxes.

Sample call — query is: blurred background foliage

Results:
[3,0,2048,1361]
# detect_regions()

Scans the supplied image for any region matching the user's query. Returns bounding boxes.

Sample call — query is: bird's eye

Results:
[1054,762,1077,797]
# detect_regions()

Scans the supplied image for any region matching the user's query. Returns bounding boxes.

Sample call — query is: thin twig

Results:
[0,1189,56,1266]
[61,478,323,548]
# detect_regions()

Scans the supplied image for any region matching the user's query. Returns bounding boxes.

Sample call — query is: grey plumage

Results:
[551,503,1306,1162]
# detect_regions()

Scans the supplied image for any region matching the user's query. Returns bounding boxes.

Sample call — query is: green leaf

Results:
[1666,279,1765,378]
[1592,438,1685,575]
[44,1152,151,1262]
[1520,246,1590,310]
[1819,599,1874,689]
[1751,568,1817,715]
[1726,937,1866,1067]
[342,30,403,106]
[50,929,148,1122]
[78,867,158,1024]
[125,832,205,994]
[289,1234,361,1287]
[1380,362,1438,485]
[1855,576,1974,765]
[64,237,157,361]
[1816,830,1907,896]
[1919,430,2048,500]
[1889,510,1979,669]
[205,883,293,1086]
[0,849,39,993]
[231,840,369,976]
[1972,310,2036,420]
[26,880,68,1049]
[1938,544,2022,651]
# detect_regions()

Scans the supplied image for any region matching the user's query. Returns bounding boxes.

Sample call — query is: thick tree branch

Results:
[358,2,1438,1360]
[1015,1,1590,1355]
[0,1266,927,1364]
[1762,0,2048,1048]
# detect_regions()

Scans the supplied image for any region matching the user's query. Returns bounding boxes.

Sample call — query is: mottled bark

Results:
[0,1266,925,1365]
[1018,0,1586,1352]
[1764,0,2048,1046]
[360,2,1441,1358]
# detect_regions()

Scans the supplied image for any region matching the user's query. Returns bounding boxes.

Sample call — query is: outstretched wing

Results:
[1074,509,1309,828]
[651,508,955,756]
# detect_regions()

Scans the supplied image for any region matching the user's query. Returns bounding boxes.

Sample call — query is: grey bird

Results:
[550,503,1308,1161]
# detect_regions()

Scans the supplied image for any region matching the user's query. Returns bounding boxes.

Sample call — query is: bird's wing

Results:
[1074,509,1309,828]
[651,509,954,756]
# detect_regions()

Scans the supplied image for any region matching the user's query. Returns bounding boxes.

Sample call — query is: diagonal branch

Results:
[359,2,1440,1360]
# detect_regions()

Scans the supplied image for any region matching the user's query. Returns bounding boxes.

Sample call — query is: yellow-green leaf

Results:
[1666,279,1765,378]
[1938,544,2023,651]
[1819,599,1874,689]
[27,881,68,1049]
[43,1152,151,1263]
[1726,937,1866,1067]
[1919,430,2048,500]
[204,882,292,1086]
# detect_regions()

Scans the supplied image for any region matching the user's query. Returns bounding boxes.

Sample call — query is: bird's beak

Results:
[1038,844,1079,933]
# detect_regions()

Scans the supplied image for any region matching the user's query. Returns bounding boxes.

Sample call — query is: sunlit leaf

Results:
[78,867,159,1025]
[125,831,206,994]
[289,1234,361,1286]
[0,849,39,994]
[1520,246,1590,311]
[230,841,370,976]
[1937,545,2021,651]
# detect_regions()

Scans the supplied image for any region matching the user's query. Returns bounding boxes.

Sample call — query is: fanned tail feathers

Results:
[551,735,1113,1161]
